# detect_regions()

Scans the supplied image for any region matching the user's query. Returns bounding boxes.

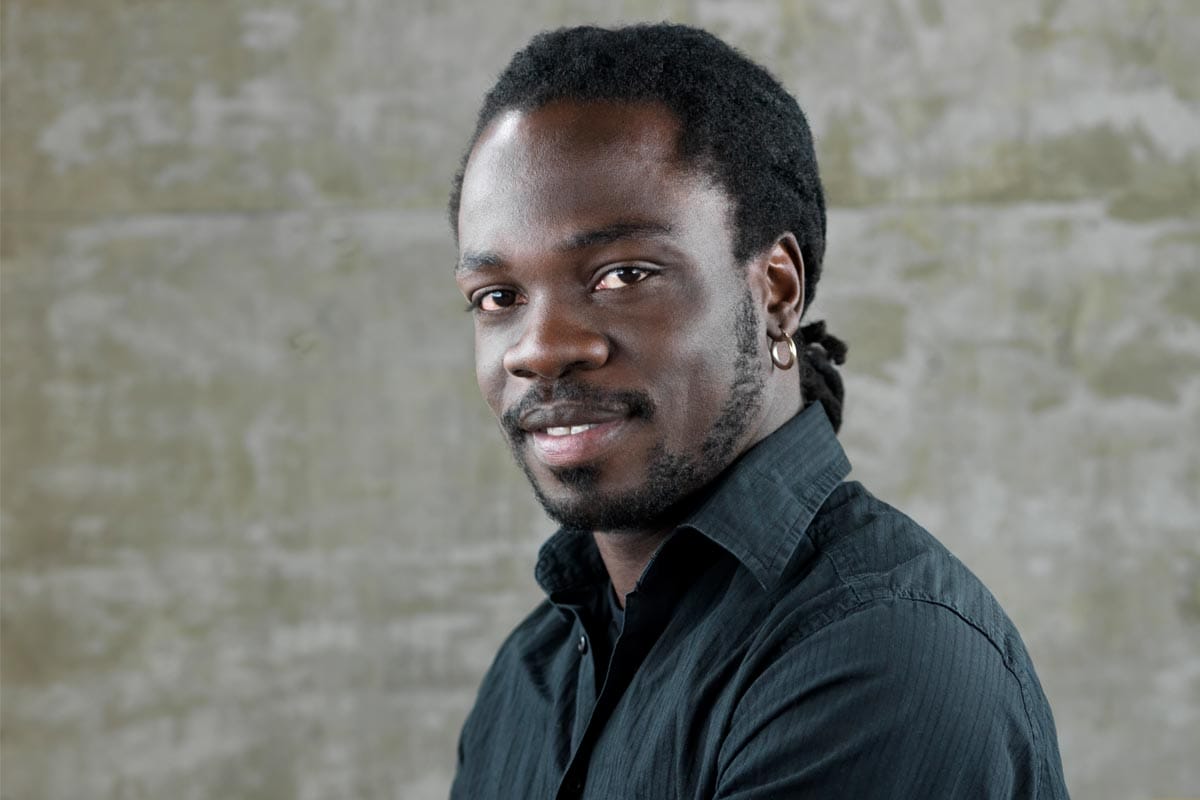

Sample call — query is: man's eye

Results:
[595,267,652,291]
[473,289,522,312]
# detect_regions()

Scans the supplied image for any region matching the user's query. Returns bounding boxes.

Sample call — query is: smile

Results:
[528,418,628,468]
[544,424,600,436]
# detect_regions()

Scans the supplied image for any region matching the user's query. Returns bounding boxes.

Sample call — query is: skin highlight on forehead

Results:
[456,102,734,268]
[475,102,688,171]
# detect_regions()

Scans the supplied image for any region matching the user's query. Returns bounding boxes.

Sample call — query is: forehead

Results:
[457,101,727,255]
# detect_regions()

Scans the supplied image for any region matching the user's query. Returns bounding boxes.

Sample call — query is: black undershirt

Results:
[589,584,625,692]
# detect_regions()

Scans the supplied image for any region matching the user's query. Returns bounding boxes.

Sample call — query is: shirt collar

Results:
[681,402,851,591]
[534,403,852,597]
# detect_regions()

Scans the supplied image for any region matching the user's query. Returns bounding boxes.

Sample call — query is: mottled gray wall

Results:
[2,1,1197,798]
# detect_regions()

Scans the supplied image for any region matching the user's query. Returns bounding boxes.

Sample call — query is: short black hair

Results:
[449,23,847,431]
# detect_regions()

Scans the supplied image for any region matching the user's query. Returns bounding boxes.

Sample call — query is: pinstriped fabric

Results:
[450,405,1069,799]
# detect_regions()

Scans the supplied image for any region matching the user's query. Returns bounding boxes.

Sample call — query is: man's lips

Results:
[516,403,633,468]
[528,418,629,468]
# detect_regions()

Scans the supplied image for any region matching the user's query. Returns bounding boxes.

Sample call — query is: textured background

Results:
[2,1,1198,798]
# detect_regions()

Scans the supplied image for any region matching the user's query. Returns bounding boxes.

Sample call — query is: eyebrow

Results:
[456,250,504,274]
[455,221,674,274]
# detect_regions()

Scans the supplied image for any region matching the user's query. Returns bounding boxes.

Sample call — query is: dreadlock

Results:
[797,321,848,432]
[448,23,849,430]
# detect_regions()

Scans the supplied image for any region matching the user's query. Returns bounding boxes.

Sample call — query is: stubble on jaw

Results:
[500,287,765,533]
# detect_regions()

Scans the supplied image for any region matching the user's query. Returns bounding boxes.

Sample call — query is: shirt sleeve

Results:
[714,597,1052,799]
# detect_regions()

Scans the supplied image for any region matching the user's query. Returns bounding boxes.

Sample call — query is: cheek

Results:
[646,331,730,413]
[656,290,757,417]
[679,350,735,410]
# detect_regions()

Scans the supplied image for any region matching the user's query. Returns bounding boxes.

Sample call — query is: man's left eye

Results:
[595,267,652,291]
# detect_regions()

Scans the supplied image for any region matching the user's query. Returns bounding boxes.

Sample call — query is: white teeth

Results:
[544,424,598,437]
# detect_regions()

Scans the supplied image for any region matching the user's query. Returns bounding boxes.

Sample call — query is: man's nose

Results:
[502,303,610,380]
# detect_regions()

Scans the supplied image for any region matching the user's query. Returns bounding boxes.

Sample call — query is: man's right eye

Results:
[472,289,522,312]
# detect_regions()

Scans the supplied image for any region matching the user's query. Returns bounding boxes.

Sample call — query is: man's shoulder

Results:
[737,481,1069,796]
[776,480,1039,680]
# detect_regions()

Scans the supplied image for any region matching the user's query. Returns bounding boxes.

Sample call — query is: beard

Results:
[499,289,766,533]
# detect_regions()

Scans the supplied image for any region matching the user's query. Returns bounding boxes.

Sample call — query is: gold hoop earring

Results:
[769,332,798,371]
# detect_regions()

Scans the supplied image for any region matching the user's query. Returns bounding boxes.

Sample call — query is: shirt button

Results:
[576,635,588,654]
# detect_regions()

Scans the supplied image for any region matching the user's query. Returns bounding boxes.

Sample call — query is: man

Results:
[448,23,1068,799]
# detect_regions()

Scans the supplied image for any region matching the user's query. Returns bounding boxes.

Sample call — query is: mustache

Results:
[500,381,656,439]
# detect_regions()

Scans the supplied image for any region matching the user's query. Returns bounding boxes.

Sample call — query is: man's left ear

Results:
[760,233,805,339]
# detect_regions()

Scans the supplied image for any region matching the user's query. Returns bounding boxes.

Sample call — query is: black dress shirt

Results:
[451,404,1070,799]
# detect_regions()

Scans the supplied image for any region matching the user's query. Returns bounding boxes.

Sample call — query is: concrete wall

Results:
[2,1,1197,798]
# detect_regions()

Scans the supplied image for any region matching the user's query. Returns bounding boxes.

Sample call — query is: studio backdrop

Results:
[2,2,1198,798]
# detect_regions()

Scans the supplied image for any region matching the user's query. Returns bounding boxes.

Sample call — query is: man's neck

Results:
[591,528,672,608]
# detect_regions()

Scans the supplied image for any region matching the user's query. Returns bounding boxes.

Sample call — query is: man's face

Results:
[455,101,773,532]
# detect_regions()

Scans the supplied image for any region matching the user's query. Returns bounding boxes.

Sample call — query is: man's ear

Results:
[760,233,805,338]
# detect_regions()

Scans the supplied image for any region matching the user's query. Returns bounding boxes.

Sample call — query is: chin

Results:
[533,488,654,533]
[528,458,704,533]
